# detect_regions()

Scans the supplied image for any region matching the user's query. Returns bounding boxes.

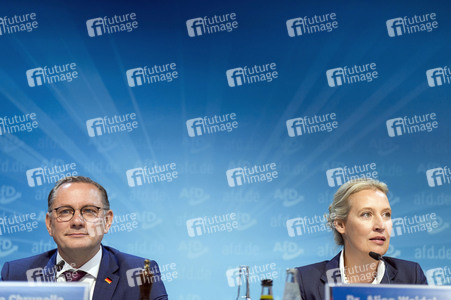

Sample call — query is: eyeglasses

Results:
[50,205,107,222]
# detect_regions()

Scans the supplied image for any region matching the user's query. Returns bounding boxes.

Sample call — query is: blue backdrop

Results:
[0,0,450,299]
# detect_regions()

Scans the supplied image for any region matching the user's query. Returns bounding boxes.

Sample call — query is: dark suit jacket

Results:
[296,252,427,300]
[1,245,168,300]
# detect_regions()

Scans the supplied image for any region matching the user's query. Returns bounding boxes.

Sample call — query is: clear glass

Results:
[282,269,301,300]
[236,265,251,300]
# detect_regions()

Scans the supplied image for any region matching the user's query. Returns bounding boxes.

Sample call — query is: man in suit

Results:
[1,176,168,300]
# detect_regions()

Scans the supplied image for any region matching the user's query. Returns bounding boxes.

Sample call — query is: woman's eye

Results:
[383,212,391,218]
[361,212,371,218]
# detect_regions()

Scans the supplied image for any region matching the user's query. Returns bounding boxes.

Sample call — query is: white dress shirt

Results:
[339,250,385,284]
[56,247,102,300]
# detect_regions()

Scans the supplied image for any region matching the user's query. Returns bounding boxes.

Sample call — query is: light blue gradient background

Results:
[0,0,450,299]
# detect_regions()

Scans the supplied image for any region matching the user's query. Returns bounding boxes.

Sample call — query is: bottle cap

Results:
[261,279,273,286]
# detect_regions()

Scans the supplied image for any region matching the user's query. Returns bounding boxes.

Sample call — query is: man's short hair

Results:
[327,178,389,245]
[47,176,110,211]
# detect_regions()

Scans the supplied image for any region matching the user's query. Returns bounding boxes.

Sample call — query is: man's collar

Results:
[56,247,102,279]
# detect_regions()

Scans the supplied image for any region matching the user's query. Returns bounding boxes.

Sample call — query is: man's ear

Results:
[103,210,114,233]
[46,212,54,237]
[334,219,346,234]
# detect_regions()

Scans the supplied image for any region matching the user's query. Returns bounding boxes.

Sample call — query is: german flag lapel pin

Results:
[105,277,113,284]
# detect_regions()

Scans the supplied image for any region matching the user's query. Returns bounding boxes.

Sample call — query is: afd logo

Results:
[426,67,451,87]
[186,218,204,237]
[426,167,451,187]
[26,68,44,87]
[26,168,45,187]
[226,168,245,187]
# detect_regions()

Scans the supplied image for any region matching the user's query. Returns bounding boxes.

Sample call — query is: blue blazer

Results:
[1,245,168,300]
[296,252,427,300]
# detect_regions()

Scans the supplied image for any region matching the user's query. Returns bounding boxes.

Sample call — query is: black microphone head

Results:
[369,251,382,261]
[56,260,65,272]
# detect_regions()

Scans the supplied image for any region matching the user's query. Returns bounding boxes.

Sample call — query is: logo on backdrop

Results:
[186,213,238,237]
[386,13,438,37]
[0,13,38,36]
[391,213,438,237]
[286,215,332,237]
[126,63,178,87]
[126,163,178,187]
[426,66,451,87]
[86,113,139,137]
[26,163,78,187]
[386,113,438,137]
[326,63,378,87]
[226,163,278,187]
[426,267,451,285]
[286,113,338,137]
[0,113,38,135]
[426,167,451,188]
[186,13,238,37]
[86,13,138,37]
[286,12,338,37]
[226,264,278,287]
[226,63,278,87]
[326,163,378,187]
[26,63,79,87]
[186,113,238,137]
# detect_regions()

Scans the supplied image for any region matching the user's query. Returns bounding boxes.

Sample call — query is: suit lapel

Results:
[42,252,58,281]
[93,246,119,300]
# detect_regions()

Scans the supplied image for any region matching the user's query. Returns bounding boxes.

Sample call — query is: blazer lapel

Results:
[92,246,119,300]
[381,259,397,284]
[319,252,342,300]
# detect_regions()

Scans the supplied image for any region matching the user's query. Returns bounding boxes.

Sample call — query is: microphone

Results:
[368,252,390,284]
[369,251,382,261]
[56,260,65,272]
